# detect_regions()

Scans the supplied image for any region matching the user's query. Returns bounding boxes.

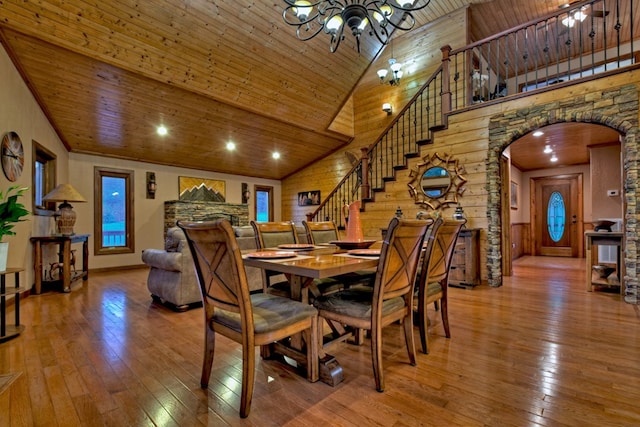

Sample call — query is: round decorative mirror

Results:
[408,152,467,210]
[421,166,451,198]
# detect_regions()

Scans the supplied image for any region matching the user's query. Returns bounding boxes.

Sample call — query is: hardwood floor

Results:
[1,256,640,426]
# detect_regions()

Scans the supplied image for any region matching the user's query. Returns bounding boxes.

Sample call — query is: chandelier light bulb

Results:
[544,144,552,154]
[293,0,312,20]
[550,152,558,162]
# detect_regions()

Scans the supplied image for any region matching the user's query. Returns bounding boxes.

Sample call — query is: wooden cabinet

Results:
[0,268,25,342]
[448,228,481,288]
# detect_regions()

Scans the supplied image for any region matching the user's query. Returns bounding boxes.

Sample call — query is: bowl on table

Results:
[329,240,377,250]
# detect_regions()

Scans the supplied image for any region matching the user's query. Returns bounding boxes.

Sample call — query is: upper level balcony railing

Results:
[448,0,637,109]
[307,0,638,226]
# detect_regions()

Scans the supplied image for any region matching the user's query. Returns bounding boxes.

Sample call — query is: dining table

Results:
[243,244,380,386]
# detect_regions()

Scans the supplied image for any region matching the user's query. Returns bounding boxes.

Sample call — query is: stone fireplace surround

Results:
[163,200,249,233]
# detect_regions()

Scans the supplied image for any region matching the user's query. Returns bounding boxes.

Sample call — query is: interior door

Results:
[532,174,582,257]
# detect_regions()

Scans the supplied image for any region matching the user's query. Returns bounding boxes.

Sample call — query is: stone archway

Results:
[485,84,639,303]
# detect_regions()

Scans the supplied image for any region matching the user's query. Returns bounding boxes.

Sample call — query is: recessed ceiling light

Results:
[533,130,544,137]
[226,142,236,151]
[272,152,280,160]
[157,125,168,136]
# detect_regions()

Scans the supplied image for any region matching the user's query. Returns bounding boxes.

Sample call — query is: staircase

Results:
[305,0,637,225]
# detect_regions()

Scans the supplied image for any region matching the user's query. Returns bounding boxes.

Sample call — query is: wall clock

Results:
[1,131,24,182]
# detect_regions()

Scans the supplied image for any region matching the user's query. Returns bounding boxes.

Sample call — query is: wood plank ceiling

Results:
[0,0,624,179]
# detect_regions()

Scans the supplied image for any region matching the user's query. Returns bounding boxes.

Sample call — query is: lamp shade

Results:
[43,184,86,203]
[43,184,86,235]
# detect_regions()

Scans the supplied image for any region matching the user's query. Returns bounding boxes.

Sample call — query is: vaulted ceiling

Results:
[0,0,620,179]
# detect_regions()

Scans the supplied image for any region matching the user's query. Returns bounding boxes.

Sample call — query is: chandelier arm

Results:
[328,21,347,53]
[367,21,391,45]
[295,24,325,41]
[383,12,417,31]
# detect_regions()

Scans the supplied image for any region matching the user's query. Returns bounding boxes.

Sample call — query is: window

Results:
[547,191,566,243]
[94,167,134,255]
[254,185,273,222]
[31,141,57,215]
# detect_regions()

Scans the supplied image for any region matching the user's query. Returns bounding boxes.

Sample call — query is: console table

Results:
[0,268,25,342]
[30,234,90,293]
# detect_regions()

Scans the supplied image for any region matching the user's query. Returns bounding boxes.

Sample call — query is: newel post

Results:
[440,45,452,117]
[360,146,370,201]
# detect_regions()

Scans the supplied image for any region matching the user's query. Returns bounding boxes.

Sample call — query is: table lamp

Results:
[43,184,87,235]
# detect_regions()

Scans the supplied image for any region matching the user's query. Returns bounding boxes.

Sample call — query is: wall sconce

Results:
[242,182,251,204]
[146,172,157,199]
[382,103,393,115]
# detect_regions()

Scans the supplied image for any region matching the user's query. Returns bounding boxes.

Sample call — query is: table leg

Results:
[82,238,89,281]
[14,271,19,328]
[586,237,592,292]
[285,274,344,386]
[33,241,43,294]
[62,240,71,292]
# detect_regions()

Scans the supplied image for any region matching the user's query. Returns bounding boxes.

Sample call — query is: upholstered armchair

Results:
[141,227,201,311]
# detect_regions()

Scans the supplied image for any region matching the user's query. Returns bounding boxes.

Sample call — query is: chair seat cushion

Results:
[427,281,443,296]
[337,270,377,287]
[414,281,443,296]
[313,286,405,319]
[213,293,317,334]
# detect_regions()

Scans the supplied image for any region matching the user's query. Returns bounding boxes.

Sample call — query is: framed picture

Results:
[298,190,321,206]
[510,181,518,210]
[179,176,226,202]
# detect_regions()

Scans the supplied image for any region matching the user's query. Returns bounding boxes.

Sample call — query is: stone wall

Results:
[486,83,638,302]
[164,200,249,233]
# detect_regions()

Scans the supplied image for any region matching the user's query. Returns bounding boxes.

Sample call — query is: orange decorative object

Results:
[342,200,364,242]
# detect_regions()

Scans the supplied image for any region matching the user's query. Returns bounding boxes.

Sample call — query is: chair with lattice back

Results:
[313,217,432,392]
[414,218,466,354]
[178,219,319,418]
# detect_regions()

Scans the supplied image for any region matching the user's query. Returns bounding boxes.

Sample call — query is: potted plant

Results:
[0,185,29,271]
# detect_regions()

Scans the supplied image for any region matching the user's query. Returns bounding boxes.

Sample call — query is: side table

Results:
[30,234,90,293]
[585,231,623,294]
[0,268,25,342]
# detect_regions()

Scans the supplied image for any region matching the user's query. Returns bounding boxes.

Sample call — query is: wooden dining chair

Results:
[302,220,376,287]
[415,218,466,354]
[313,217,432,392]
[177,219,319,418]
[302,220,340,245]
[250,221,300,296]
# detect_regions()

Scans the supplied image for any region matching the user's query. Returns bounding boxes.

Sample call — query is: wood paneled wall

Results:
[511,223,530,260]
